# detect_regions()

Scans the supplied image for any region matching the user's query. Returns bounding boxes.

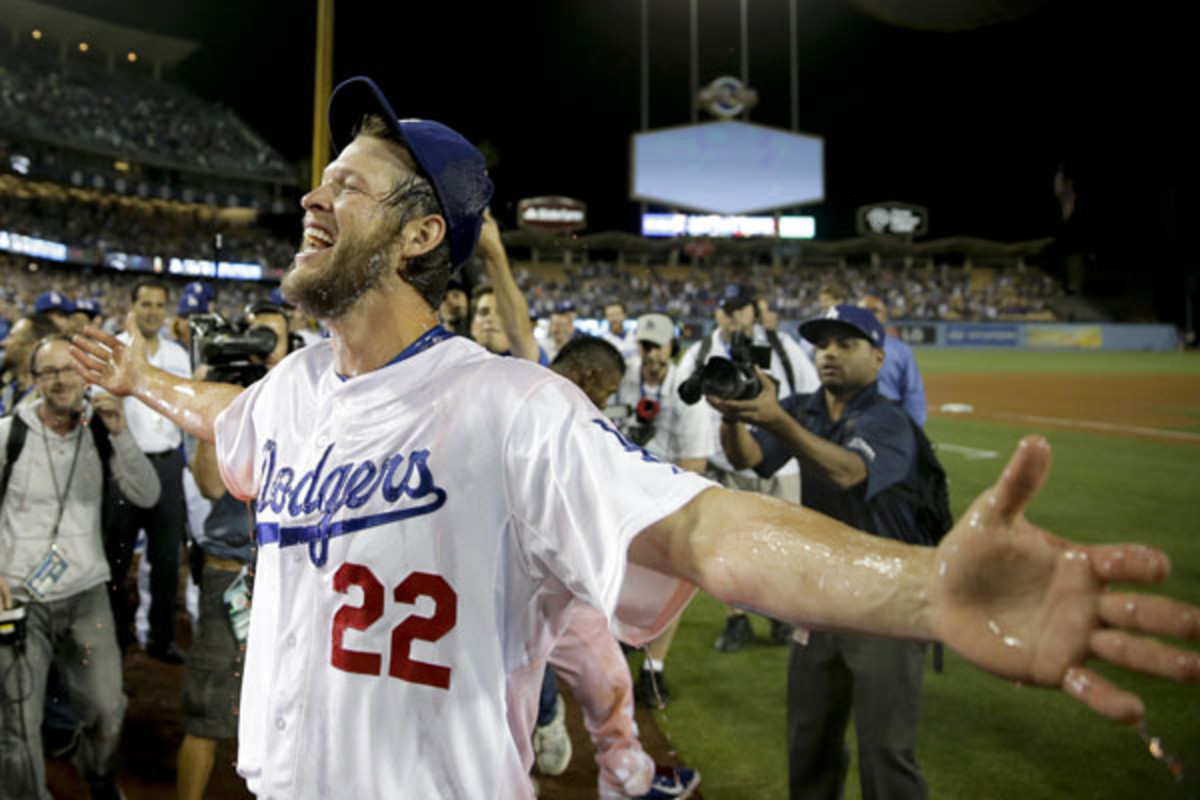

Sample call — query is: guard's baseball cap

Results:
[635,313,675,348]
[799,304,886,349]
[328,76,494,269]
[34,291,74,315]
[719,283,755,313]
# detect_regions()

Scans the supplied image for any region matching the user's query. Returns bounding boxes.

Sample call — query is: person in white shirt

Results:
[105,278,193,663]
[614,313,711,708]
[676,283,821,651]
[601,300,638,366]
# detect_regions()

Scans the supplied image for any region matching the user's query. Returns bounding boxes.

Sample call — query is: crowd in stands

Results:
[1,176,296,272]
[513,258,1063,324]
[0,58,292,179]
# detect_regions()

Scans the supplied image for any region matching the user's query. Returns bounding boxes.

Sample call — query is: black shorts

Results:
[181,564,246,740]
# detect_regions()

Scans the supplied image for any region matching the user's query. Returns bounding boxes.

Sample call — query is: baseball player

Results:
[70,76,1199,800]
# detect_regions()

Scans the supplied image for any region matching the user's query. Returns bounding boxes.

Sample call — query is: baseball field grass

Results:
[642,349,1200,799]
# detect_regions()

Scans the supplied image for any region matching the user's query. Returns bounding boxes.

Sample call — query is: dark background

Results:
[28,0,1200,321]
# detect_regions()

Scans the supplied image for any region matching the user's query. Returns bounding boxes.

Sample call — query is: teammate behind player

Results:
[71,76,1200,800]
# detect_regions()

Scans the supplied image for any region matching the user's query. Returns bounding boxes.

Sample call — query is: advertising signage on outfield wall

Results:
[895,324,938,346]
[944,324,1020,347]
[642,213,816,239]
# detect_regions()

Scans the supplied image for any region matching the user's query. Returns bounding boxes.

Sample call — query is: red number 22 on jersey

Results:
[330,562,457,689]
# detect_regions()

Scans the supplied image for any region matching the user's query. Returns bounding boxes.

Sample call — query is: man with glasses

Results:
[0,335,159,799]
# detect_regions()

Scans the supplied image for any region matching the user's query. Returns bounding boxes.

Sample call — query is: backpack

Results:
[893,418,954,546]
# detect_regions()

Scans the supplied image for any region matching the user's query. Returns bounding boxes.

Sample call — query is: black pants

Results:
[787,632,928,800]
[104,448,187,651]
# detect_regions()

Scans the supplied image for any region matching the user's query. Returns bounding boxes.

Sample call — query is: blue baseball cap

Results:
[183,281,215,302]
[327,76,494,269]
[799,304,886,349]
[34,291,74,315]
[74,298,102,318]
[719,283,755,312]
[553,300,577,315]
[178,292,209,316]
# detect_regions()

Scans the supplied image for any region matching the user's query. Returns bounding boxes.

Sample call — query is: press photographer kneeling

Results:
[708,304,946,800]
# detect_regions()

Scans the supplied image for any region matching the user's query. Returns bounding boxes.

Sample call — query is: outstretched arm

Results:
[71,313,243,443]
[631,435,1200,724]
[477,211,541,362]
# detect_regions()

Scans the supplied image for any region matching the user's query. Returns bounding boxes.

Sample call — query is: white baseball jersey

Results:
[214,332,712,800]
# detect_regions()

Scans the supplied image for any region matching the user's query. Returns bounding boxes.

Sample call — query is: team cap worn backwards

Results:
[327,76,494,269]
[635,313,675,348]
[799,304,886,349]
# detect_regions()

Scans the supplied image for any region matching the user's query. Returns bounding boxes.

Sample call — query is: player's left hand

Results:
[0,576,11,610]
[706,369,785,428]
[934,435,1200,723]
[91,391,126,435]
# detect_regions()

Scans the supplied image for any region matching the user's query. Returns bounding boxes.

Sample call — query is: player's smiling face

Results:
[283,136,419,319]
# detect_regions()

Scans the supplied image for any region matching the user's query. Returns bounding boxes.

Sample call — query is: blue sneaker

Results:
[636,765,700,799]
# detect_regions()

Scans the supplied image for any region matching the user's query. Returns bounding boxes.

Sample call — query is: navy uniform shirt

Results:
[752,382,926,545]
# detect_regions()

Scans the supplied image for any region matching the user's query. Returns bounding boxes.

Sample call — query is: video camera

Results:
[678,331,772,405]
[189,312,281,387]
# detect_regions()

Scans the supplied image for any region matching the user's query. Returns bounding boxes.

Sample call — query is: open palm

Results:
[935,436,1198,722]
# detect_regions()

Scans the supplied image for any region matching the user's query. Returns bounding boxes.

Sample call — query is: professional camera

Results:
[189,312,278,387]
[678,331,772,405]
[627,397,661,446]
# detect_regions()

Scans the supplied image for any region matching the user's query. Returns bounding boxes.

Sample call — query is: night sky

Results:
[26,1,1199,285]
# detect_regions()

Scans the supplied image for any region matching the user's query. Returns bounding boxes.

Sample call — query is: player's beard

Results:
[283,223,398,321]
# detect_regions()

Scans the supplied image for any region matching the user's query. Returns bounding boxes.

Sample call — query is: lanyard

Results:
[335,325,454,382]
[40,419,84,545]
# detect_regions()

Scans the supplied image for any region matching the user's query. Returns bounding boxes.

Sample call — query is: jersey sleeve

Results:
[213,377,269,502]
[846,403,918,502]
[503,375,715,645]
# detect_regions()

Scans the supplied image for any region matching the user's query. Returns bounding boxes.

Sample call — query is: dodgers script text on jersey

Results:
[213,336,713,799]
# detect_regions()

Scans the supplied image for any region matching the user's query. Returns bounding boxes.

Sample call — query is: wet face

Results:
[470,293,511,354]
[604,304,626,335]
[638,339,671,382]
[133,286,168,338]
[440,288,469,325]
[32,340,85,419]
[813,330,884,396]
[284,136,420,320]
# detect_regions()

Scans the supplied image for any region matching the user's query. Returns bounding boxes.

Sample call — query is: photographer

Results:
[710,306,931,800]
[176,303,287,800]
[0,334,160,800]
[613,313,710,706]
[677,283,819,651]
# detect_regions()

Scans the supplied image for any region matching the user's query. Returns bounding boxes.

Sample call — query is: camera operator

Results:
[176,302,288,800]
[0,334,160,800]
[710,305,931,800]
[677,283,818,652]
[613,313,710,707]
